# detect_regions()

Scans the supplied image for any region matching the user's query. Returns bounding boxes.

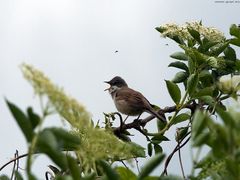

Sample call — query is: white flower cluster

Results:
[160,22,225,43]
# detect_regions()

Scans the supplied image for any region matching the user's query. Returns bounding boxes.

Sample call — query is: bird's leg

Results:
[123,115,129,123]
[136,113,142,120]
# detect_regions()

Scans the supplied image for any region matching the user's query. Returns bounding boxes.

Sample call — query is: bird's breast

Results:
[114,99,143,116]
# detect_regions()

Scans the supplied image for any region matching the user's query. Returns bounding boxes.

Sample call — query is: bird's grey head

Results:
[104,76,128,88]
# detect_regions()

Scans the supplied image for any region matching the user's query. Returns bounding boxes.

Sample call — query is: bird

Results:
[104,76,166,122]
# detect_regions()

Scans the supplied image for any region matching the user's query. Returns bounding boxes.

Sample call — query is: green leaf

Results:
[98,160,120,180]
[230,38,240,47]
[188,57,195,74]
[151,134,169,141]
[172,35,185,45]
[0,175,10,180]
[230,24,240,39]
[188,28,201,44]
[170,52,188,61]
[216,107,235,127]
[37,130,68,170]
[187,73,199,96]
[153,144,163,154]
[209,42,229,56]
[67,156,81,180]
[157,120,166,132]
[165,80,181,104]
[155,26,165,33]
[55,175,73,180]
[224,46,236,60]
[172,71,188,84]
[15,171,24,180]
[5,99,33,142]
[49,128,81,151]
[193,87,214,98]
[171,113,190,125]
[198,96,215,106]
[116,167,136,180]
[200,39,218,52]
[148,143,153,157]
[138,153,165,180]
[27,107,41,130]
[192,110,207,140]
[168,61,188,72]
[128,142,145,158]
[192,131,210,147]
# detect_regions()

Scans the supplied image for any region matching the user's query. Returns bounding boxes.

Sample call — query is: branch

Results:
[113,103,196,136]
[162,133,191,176]
[0,153,28,172]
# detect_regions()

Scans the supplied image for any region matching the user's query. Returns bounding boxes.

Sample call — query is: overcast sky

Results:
[0,0,239,178]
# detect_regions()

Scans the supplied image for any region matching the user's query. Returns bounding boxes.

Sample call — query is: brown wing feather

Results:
[115,87,152,110]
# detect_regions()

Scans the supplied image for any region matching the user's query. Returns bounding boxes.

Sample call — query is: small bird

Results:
[104,76,166,122]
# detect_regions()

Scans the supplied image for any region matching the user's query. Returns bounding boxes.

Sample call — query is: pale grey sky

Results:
[0,0,239,178]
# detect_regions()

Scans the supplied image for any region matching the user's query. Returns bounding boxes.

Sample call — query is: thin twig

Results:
[0,153,28,172]
[177,140,186,179]
[120,160,129,170]
[134,158,140,173]
[15,150,19,180]
[162,133,191,175]
[10,150,18,180]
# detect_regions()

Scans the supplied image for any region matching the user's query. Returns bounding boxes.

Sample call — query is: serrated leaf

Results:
[148,143,153,157]
[172,71,188,84]
[187,73,199,96]
[138,153,165,180]
[168,61,188,71]
[230,24,240,39]
[171,113,190,125]
[165,80,181,104]
[98,160,120,180]
[170,52,188,61]
[5,99,33,142]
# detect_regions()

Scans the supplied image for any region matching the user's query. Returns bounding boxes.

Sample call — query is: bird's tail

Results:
[148,108,166,123]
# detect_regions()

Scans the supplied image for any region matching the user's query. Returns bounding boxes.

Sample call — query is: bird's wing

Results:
[115,87,151,109]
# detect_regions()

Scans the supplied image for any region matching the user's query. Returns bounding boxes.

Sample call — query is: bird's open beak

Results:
[104,81,110,91]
